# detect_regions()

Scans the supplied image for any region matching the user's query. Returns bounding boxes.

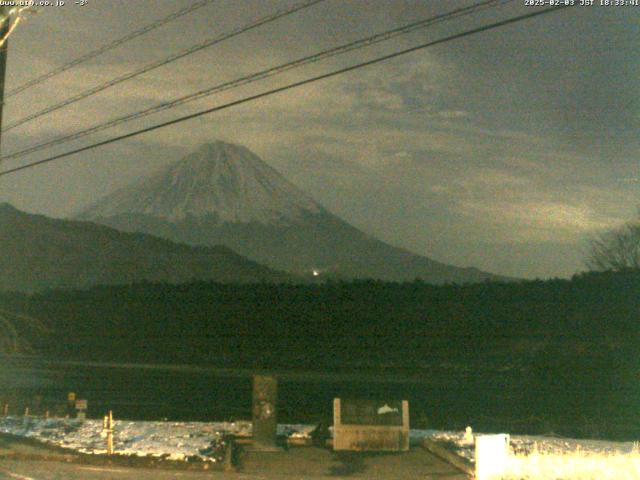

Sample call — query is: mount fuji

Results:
[78,141,506,284]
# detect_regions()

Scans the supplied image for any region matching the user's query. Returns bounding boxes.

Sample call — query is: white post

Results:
[475,434,510,480]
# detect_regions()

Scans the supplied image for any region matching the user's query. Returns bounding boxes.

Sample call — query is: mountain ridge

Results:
[0,203,290,292]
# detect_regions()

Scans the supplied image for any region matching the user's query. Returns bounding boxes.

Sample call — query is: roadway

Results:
[0,437,469,479]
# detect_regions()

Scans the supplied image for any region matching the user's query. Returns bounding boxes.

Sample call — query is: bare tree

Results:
[587,219,640,271]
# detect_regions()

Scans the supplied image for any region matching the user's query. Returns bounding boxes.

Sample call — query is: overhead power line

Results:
[0,4,572,179]
[1,0,512,162]
[4,0,215,99]
[2,0,326,132]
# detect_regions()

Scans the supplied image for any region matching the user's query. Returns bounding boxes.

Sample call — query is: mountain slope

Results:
[0,203,289,292]
[79,141,508,284]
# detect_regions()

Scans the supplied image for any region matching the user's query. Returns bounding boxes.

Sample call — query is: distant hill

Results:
[0,203,289,292]
[78,141,509,284]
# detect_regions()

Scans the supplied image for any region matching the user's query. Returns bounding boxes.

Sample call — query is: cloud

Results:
[437,110,470,119]
[458,200,619,241]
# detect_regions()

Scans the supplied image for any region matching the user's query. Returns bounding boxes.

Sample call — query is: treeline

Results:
[2,269,639,368]
[3,270,640,438]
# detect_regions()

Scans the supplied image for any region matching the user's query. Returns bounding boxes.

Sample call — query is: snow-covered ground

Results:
[425,429,640,479]
[0,416,314,461]
[1,416,639,477]
[425,429,639,464]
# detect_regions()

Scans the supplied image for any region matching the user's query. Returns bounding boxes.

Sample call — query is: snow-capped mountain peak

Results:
[79,141,508,284]
[81,141,323,224]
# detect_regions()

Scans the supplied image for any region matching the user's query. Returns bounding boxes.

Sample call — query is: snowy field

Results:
[1,417,639,477]
[427,429,640,463]
[427,430,640,479]
[0,416,314,461]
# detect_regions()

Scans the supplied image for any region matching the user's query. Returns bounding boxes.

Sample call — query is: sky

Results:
[0,0,637,279]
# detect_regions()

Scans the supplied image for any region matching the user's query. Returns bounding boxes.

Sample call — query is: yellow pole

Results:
[106,410,114,455]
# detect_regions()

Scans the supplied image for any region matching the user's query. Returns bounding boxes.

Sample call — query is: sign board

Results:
[340,399,403,426]
[67,392,76,403]
[333,398,409,452]
[75,399,88,411]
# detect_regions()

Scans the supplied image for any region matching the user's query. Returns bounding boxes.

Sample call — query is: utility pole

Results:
[0,6,10,156]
